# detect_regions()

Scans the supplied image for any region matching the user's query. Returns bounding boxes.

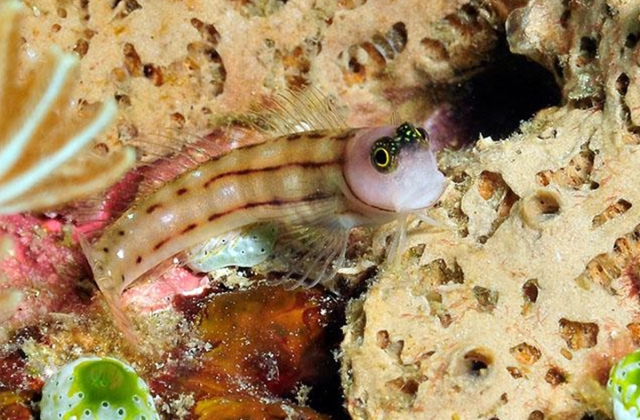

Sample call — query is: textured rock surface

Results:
[19,0,521,136]
[341,0,640,419]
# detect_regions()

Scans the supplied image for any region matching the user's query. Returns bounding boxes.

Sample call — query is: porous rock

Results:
[19,0,519,135]
[341,0,640,419]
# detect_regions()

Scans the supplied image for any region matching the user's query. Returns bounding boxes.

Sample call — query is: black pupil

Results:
[374,149,388,166]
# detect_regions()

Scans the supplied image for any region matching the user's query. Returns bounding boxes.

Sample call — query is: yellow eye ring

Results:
[372,147,391,169]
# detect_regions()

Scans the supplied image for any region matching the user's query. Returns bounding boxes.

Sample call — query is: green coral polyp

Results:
[608,350,640,420]
[41,356,159,420]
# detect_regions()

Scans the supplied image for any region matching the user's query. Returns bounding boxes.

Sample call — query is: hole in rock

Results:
[520,190,561,229]
[580,410,612,420]
[435,54,561,148]
[529,410,545,420]
[464,348,494,377]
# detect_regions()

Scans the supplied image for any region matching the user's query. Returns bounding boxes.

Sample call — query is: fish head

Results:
[344,122,446,215]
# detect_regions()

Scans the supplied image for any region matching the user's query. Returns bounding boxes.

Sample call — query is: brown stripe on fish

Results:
[334,130,357,141]
[153,238,170,251]
[215,130,348,172]
[306,132,326,139]
[206,191,332,223]
[287,133,303,140]
[203,160,342,189]
[195,129,352,188]
[153,192,333,256]
[181,223,198,234]
[144,150,343,263]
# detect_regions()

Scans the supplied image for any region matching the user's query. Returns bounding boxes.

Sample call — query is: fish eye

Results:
[371,137,397,173]
[373,147,391,169]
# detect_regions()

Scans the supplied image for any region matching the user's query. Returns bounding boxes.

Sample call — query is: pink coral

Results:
[0,215,87,325]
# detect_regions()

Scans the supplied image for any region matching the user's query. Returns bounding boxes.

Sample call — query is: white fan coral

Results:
[0,0,134,214]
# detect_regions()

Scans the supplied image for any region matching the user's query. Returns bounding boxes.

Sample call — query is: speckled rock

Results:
[19,0,522,137]
[341,1,640,419]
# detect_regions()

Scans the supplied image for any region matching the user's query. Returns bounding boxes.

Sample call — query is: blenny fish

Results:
[83,90,447,338]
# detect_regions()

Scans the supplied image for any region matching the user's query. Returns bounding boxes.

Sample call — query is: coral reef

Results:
[158,285,342,420]
[0,214,87,336]
[0,282,342,419]
[17,0,525,140]
[0,350,40,420]
[341,0,640,419]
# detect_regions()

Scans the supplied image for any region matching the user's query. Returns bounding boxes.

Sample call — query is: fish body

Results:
[83,91,447,338]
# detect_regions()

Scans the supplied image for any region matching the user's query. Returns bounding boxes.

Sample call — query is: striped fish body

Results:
[83,90,447,343]
[87,127,384,296]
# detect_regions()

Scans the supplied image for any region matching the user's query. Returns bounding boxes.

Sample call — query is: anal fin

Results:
[270,222,351,290]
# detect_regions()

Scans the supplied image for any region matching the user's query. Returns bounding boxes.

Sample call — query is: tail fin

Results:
[78,233,139,345]
[100,284,140,345]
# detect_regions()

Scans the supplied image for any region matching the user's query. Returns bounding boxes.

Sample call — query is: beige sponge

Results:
[341,0,640,418]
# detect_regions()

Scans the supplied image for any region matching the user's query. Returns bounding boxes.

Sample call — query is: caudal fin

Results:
[100,285,140,345]
[78,231,139,345]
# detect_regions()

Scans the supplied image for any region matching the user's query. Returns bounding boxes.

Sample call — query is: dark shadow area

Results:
[457,55,561,140]
[428,54,562,150]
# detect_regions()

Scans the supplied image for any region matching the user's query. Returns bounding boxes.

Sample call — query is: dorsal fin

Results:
[250,87,349,136]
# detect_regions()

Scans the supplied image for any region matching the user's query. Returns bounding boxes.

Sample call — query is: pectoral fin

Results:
[270,222,350,290]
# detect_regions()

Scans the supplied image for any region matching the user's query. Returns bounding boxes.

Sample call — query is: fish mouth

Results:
[394,174,448,213]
